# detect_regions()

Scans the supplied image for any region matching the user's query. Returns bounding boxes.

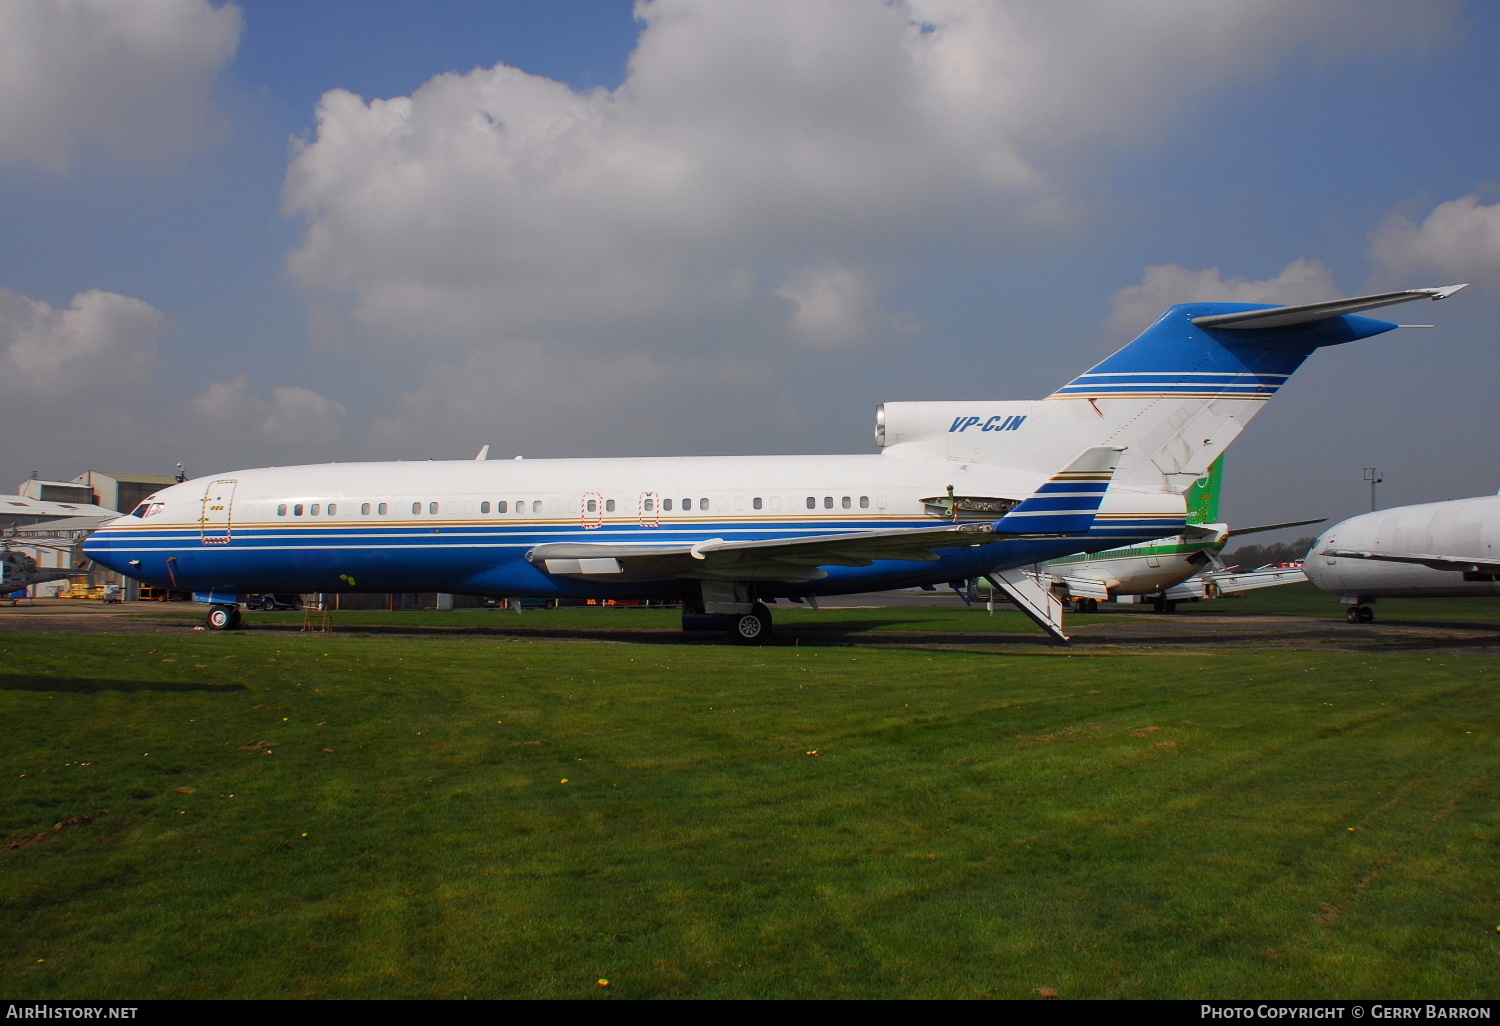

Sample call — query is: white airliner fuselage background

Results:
[1305,495,1500,601]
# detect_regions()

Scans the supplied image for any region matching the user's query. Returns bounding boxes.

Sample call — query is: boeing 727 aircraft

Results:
[83,284,1466,644]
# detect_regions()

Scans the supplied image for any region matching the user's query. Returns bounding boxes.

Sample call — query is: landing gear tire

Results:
[1152,597,1177,614]
[728,603,773,646]
[1082,598,1099,614]
[1347,605,1375,624]
[207,604,237,631]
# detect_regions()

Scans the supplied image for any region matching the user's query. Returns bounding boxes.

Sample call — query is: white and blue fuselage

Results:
[83,453,1181,601]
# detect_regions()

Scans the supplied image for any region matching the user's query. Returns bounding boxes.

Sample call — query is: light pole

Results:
[1362,466,1383,512]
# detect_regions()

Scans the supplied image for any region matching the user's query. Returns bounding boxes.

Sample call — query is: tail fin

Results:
[1185,456,1223,525]
[880,285,1466,495]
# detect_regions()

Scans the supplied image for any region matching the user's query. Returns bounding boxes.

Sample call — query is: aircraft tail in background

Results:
[1185,456,1223,526]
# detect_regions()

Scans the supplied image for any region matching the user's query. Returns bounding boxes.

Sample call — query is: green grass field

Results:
[3,621,1498,998]
[125,582,1500,633]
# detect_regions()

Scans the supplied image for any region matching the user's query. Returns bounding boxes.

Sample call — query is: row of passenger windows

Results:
[275,495,874,517]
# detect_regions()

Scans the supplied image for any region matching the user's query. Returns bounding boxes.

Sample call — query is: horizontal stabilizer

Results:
[1191,284,1467,330]
[1321,548,1500,576]
[1223,517,1326,538]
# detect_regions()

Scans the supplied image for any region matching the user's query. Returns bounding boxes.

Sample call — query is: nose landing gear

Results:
[1346,605,1375,623]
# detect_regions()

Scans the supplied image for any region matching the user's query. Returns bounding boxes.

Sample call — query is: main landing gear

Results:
[1346,605,1375,623]
[728,603,774,646]
[206,603,241,630]
[1152,596,1178,614]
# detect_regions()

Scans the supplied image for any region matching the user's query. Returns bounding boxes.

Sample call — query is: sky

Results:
[1,0,1497,539]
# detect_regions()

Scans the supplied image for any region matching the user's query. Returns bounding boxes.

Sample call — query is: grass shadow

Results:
[0,674,246,693]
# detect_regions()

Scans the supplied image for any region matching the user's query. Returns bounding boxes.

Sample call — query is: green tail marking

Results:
[1185,456,1223,525]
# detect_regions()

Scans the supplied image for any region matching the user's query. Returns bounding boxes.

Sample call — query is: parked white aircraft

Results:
[1304,492,1500,622]
[1038,455,1322,612]
[83,284,1466,644]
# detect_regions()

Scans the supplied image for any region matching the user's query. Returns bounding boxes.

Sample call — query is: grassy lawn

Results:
[2,630,1497,998]
[121,583,1500,633]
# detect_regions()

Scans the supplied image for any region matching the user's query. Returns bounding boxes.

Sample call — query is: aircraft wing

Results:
[1181,518,1324,543]
[1050,575,1112,600]
[1320,548,1500,576]
[529,445,1123,584]
[1205,564,1307,595]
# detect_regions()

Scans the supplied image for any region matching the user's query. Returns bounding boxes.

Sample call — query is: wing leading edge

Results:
[528,445,1124,583]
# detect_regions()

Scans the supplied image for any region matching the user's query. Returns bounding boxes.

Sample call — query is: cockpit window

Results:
[135,502,166,519]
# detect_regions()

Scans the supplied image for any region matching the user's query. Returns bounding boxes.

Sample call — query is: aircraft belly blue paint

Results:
[86,517,1162,598]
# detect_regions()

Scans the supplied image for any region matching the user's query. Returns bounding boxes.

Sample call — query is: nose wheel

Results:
[1346,605,1375,623]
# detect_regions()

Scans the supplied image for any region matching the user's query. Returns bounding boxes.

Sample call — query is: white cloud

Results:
[0,286,165,394]
[1105,258,1342,336]
[0,0,242,170]
[283,0,1453,349]
[776,262,883,346]
[189,375,348,445]
[1369,194,1500,285]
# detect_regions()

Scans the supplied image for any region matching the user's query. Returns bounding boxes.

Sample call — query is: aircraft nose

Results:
[1300,533,1336,587]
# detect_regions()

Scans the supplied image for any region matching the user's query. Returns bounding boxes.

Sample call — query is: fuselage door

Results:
[200,479,237,545]
[640,491,660,528]
[582,491,604,530]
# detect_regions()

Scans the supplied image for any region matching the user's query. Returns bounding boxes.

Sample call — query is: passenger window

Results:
[753,497,762,510]
[294,504,304,516]
[329,503,337,515]
[700,498,708,510]
[429,502,438,514]
[606,499,615,512]
[806,496,815,509]
[771,496,782,511]
[277,504,287,517]
[361,502,371,515]
[841,496,851,509]
[533,500,542,513]
[411,502,421,515]
[824,496,833,509]
[663,498,673,511]
[586,498,597,513]
[682,498,691,510]
[497,500,507,513]
[311,504,320,516]
[480,501,490,513]
[644,497,655,512]
[860,496,869,508]
[378,502,388,515]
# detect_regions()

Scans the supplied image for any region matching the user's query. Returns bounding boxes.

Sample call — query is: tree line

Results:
[1221,535,1318,571]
